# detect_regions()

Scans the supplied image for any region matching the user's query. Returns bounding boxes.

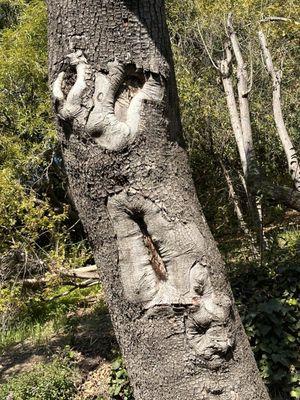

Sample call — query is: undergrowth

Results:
[0,284,100,351]
[0,355,79,400]
[108,357,134,400]
[223,226,300,399]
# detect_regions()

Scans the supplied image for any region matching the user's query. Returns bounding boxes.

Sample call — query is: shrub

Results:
[109,357,133,400]
[228,228,300,399]
[0,357,79,400]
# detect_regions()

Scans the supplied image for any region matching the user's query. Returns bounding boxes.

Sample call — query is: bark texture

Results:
[47,1,270,399]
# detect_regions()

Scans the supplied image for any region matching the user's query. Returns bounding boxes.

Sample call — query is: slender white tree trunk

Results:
[225,15,271,251]
[220,43,247,176]
[227,14,254,175]
[199,18,300,221]
[258,30,300,192]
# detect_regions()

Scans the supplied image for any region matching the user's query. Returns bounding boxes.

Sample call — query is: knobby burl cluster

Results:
[108,190,235,368]
[52,49,163,151]
[52,50,235,368]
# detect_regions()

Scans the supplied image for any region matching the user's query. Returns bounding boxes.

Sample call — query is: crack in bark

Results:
[131,213,168,281]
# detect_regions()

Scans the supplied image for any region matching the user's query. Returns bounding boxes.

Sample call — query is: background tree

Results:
[167,0,300,231]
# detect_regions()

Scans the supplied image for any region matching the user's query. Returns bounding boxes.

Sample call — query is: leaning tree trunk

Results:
[258,29,300,192]
[46,1,270,399]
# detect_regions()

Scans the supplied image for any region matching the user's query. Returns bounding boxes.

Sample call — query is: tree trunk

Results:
[219,43,247,176]
[227,14,255,176]
[222,16,300,214]
[258,29,300,192]
[219,159,258,255]
[220,31,264,244]
[46,1,270,399]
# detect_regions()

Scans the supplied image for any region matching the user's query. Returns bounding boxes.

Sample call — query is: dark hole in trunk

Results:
[130,212,167,281]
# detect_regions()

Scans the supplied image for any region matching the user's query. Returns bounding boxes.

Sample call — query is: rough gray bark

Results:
[47,1,270,399]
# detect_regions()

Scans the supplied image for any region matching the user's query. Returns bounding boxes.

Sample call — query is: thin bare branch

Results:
[60,265,99,280]
[246,42,253,95]
[260,16,300,24]
[196,23,220,71]
[47,280,99,301]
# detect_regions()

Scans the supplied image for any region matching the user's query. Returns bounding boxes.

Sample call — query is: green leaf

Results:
[116,370,124,378]
[291,388,300,398]
[114,385,122,396]
[111,360,121,370]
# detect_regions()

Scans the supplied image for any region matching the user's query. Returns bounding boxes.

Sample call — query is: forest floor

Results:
[0,211,299,399]
[0,291,118,399]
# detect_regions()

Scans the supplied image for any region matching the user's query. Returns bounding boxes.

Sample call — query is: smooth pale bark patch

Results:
[107,190,235,368]
[53,52,164,151]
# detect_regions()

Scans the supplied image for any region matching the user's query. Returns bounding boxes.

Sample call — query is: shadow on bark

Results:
[122,0,173,64]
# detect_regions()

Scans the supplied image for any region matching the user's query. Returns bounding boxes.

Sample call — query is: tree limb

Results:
[59,265,99,280]
[196,23,220,71]
[227,13,255,174]
[47,279,99,301]
[219,42,247,176]
[258,30,300,191]
[260,16,300,25]
[2,266,99,288]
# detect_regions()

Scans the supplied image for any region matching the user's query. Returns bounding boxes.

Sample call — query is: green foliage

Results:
[109,357,134,400]
[0,0,91,272]
[0,284,101,350]
[0,356,79,400]
[0,1,51,138]
[226,227,300,399]
[0,1,92,340]
[0,0,55,246]
[0,0,27,30]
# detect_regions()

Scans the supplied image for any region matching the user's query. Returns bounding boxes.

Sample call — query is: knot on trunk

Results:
[52,52,164,151]
[107,190,235,367]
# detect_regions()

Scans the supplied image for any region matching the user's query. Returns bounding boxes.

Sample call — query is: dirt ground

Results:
[0,296,118,399]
